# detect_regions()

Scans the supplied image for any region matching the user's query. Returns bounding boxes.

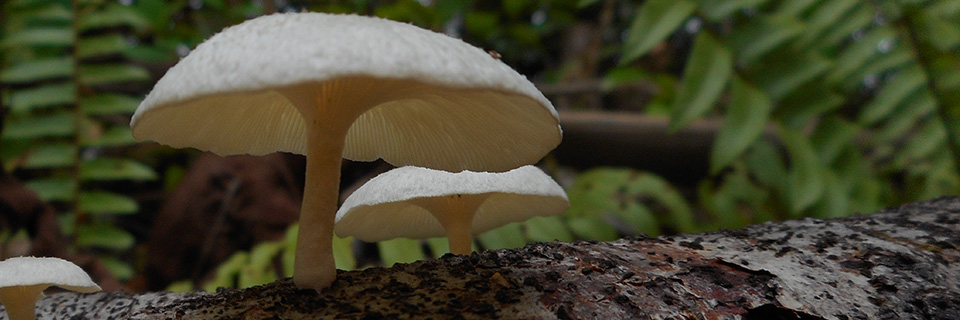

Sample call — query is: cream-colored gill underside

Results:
[131,77,561,172]
[335,192,570,242]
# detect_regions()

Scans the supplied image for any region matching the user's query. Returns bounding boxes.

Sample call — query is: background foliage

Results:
[2,0,960,291]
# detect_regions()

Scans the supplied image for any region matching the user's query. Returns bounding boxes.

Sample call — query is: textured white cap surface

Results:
[132,12,561,172]
[335,166,569,241]
[0,257,100,292]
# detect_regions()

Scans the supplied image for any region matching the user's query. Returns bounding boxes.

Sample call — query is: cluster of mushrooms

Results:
[0,12,569,319]
[130,12,568,291]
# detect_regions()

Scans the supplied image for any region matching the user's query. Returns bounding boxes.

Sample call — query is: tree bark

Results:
[9,196,960,320]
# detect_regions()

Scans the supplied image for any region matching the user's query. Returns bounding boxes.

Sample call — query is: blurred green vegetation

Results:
[2,0,960,291]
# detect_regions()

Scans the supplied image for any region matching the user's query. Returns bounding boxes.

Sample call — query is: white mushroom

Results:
[0,257,100,320]
[335,166,569,255]
[131,13,561,290]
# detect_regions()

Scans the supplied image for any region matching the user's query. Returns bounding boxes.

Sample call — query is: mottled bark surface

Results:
[7,197,960,320]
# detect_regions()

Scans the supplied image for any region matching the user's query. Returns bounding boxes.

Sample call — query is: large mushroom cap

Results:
[335,166,569,241]
[0,257,100,293]
[131,12,561,172]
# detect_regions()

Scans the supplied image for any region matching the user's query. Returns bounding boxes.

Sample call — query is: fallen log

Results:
[7,196,960,319]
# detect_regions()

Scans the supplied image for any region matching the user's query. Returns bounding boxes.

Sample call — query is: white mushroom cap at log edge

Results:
[0,257,100,320]
[334,165,570,253]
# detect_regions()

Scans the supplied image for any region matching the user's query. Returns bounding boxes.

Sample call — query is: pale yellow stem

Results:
[292,124,346,290]
[416,194,490,255]
[283,82,369,291]
[444,215,474,255]
[0,286,44,320]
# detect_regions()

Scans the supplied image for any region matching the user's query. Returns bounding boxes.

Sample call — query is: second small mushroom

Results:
[335,166,569,255]
[0,257,100,320]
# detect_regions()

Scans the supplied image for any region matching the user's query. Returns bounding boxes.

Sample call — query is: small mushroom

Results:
[131,13,560,290]
[335,166,569,255]
[0,257,100,320]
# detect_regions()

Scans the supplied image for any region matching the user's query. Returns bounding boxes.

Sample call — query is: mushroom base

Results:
[0,285,43,320]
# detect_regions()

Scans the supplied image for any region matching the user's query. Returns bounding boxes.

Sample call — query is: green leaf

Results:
[80,126,137,147]
[79,64,150,85]
[77,35,130,59]
[14,3,72,23]
[80,94,141,115]
[477,223,527,250]
[0,28,73,47]
[601,67,649,91]
[711,77,772,174]
[75,223,135,250]
[0,57,74,83]
[79,191,138,214]
[929,55,960,90]
[842,46,914,90]
[577,0,601,8]
[726,15,804,66]
[796,0,858,48]
[625,174,697,233]
[816,5,873,49]
[463,12,500,39]
[751,49,829,99]
[1,112,75,139]
[81,126,136,147]
[833,147,879,214]
[99,256,134,280]
[378,238,425,267]
[426,237,450,258]
[695,0,769,21]
[670,32,733,131]
[333,235,356,271]
[875,90,936,143]
[895,119,947,168]
[612,202,660,236]
[858,66,926,125]
[165,280,194,293]
[204,252,247,291]
[8,83,76,113]
[122,45,176,63]
[621,0,696,64]
[524,216,574,242]
[775,0,818,17]
[775,81,845,126]
[77,4,151,33]
[24,178,76,202]
[809,169,850,219]
[566,215,619,241]
[80,158,158,181]
[810,116,859,165]
[567,169,631,214]
[779,126,824,214]
[828,27,898,83]
[240,242,283,287]
[21,143,76,168]
[282,224,298,276]
[913,10,960,51]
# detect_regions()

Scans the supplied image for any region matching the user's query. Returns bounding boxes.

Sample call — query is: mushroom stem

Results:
[419,194,490,255]
[292,123,347,291]
[444,218,474,255]
[284,81,374,291]
[0,286,42,320]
